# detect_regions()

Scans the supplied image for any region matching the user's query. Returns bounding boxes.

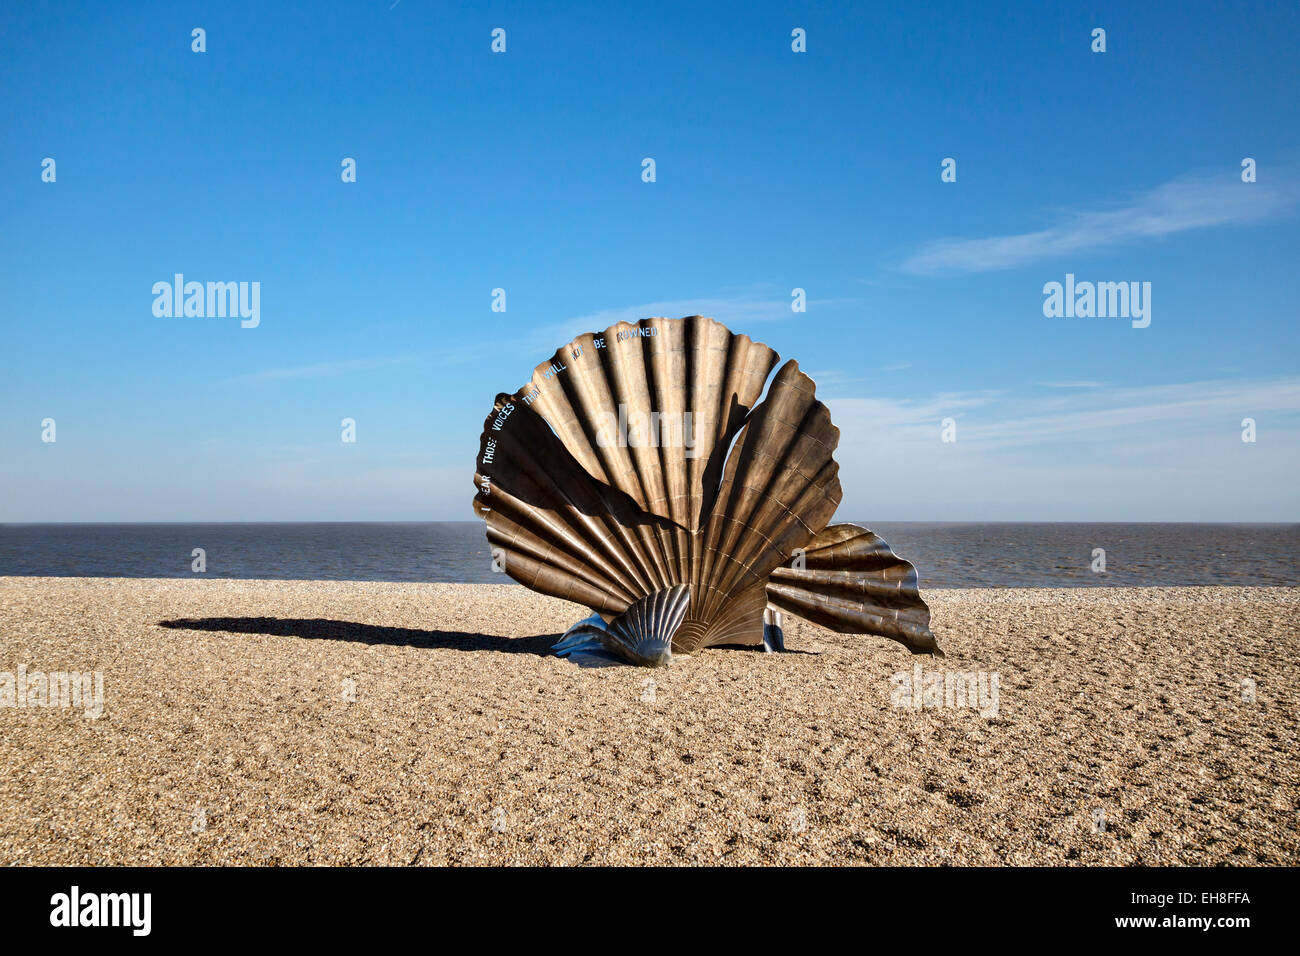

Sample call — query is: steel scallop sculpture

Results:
[472,315,943,666]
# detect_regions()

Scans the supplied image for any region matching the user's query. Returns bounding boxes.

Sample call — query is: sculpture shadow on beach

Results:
[157,617,559,656]
[156,617,794,664]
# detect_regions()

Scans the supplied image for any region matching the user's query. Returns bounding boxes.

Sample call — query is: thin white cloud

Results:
[1036,380,1107,388]
[963,378,1300,449]
[828,377,1300,519]
[899,169,1300,275]
[834,378,1299,448]
[564,295,792,329]
[525,289,862,355]
[227,355,417,384]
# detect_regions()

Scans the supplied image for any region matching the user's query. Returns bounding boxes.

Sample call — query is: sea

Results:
[0,522,1295,588]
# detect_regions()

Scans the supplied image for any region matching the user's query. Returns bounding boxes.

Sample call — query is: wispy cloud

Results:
[565,293,794,330]
[535,297,785,345]
[834,377,1300,449]
[961,378,1300,450]
[227,355,417,384]
[525,289,861,355]
[899,169,1300,275]
[828,377,1300,519]
[1036,380,1107,389]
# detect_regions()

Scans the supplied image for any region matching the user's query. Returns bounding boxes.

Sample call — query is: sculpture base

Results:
[762,606,785,653]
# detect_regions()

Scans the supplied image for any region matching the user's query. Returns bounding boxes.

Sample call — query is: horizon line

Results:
[3,520,1296,527]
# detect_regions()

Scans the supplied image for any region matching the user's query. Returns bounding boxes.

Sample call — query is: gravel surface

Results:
[1,577,1295,865]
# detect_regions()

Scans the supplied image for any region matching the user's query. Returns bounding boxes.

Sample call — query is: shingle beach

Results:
[2,577,1295,865]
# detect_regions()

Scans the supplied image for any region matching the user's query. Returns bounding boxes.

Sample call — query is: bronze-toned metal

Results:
[553,584,690,667]
[767,524,942,655]
[472,315,941,665]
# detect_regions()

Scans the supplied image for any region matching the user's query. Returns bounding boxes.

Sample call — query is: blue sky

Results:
[1,0,1297,521]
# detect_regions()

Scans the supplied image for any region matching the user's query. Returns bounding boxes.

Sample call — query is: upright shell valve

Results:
[472,315,941,665]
